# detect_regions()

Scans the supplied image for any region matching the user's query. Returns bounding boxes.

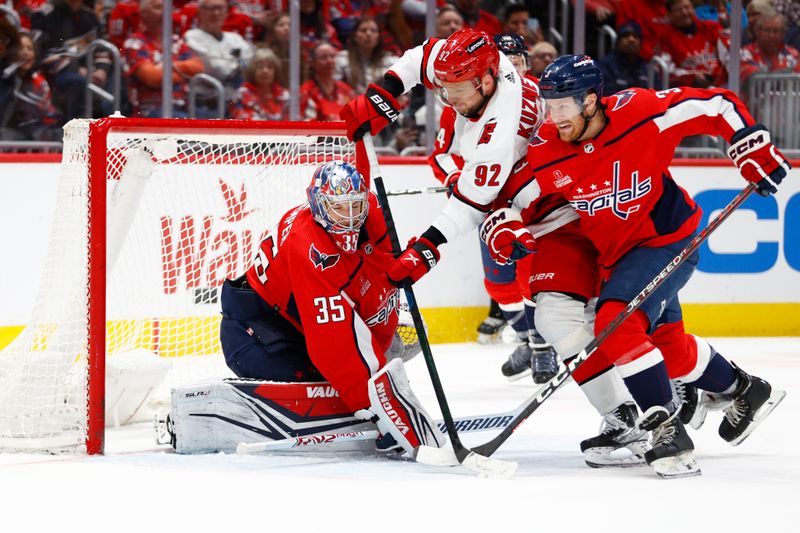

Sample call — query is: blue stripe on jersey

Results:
[286,294,301,326]
[649,172,699,236]
[532,152,578,173]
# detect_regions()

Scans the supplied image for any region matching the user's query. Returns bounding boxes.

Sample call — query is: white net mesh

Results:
[0,118,354,452]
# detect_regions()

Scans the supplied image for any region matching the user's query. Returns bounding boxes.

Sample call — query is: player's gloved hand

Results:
[480,208,536,265]
[387,237,440,286]
[339,83,401,141]
[728,124,791,197]
[443,170,460,198]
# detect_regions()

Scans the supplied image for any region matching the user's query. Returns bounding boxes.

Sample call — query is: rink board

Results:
[0,157,798,345]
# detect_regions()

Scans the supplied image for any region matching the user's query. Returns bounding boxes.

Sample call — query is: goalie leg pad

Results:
[362,359,445,455]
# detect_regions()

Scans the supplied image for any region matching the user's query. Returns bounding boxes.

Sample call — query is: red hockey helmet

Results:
[433,29,500,85]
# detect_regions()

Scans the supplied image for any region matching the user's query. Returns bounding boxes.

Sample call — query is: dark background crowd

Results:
[0,0,798,149]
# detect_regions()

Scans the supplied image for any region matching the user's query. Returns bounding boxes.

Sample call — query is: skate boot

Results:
[500,341,533,381]
[477,300,506,344]
[637,405,700,479]
[580,402,649,468]
[153,411,176,448]
[718,362,786,446]
[673,380,706,430]
[531,341,559,384]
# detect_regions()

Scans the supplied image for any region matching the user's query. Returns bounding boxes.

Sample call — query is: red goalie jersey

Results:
[245,194,398,410]
[527,86,757,269]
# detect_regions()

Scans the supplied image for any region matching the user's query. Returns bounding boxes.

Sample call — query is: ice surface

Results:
[1,338,797,532]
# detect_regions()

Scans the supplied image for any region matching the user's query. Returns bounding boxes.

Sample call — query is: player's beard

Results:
[557,118,583,142]
[456,87,493,119]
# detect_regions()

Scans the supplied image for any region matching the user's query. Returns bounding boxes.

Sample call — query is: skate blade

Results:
[651,452,702,479]
[729,389,786,447]
[584,441,649,469]
[504,368,532,382]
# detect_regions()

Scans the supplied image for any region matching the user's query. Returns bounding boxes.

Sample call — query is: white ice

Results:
[1,337,798,533]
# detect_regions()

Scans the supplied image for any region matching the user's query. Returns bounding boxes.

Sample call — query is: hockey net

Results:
[0,118,355,453]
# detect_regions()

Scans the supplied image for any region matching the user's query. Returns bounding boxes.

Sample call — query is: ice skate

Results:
[500,341,533,381]
[531,340,559,384]
[718,362,786,446]
[637,406,701,479]
[674,380,707,430]
[477,300,506,344]
[580,402,649,468]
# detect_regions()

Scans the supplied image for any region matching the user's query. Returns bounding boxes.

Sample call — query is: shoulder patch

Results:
[309,243,340,271]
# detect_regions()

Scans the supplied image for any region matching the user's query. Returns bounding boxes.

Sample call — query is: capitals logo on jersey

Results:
[568,161,652,220]
[309,243,340,271]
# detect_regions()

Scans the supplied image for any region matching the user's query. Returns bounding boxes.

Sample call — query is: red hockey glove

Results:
[728,124,791,197]
[443,170,460,198]
[387,237,440,286]
[339,83,401,142]
[479,208,536,265]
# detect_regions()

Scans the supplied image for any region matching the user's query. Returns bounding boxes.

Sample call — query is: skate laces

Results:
[598,406,629,435]
[509,342,532,365]
[651,416,677,447]
[724,398,748,426]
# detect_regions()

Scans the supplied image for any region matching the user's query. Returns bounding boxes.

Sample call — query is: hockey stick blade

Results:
[386,186,449,196]
[414,446,518,479]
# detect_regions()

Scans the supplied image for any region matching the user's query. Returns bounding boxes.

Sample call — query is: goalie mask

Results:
[307,161,369,253]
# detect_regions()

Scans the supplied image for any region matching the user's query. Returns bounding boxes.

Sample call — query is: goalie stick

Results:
[363,135,517,479]
[416,182,759,465]
[236,404,524,455]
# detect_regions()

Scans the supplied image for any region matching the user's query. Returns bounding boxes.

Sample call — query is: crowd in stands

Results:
[0,0,798,147]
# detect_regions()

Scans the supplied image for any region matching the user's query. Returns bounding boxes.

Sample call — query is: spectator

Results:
[334,16,398,94]
[597,21,654,95]
[33,0,110,122]
[658,0,728,87]
[529,40,557,77]
[744,0,773,44]
[123,0,204,117]
[741,10,800,89]
[107,0,142,50]
[263,11,290,87]
[185,0,254,102]
[451,0,502,35]
[0,18,22,135]
[14,0,50,29]
[300,41,354,121]
[502,4,543,49]
[229,47,289,121]
[435,4,464,39]
[177,1,255,42]
[691,0,747,32]
[773,0,800,49]
[616,0,669,60]
[575,0,618,58]
[3,32,62,140]
[299,0,342,52]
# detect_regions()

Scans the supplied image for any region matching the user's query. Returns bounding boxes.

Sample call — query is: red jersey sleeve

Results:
[427,106,464,184]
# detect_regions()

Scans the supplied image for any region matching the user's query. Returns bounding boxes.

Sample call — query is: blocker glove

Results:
[728,124,791,197]
[479,208,536,265]
[339,83,401,141]
[387,237,440,286]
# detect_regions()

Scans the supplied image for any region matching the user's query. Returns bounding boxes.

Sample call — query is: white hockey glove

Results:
[355,359,445,456]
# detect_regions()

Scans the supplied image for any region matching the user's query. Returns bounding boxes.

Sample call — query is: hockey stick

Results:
[417,182,759,465]
[362,135,517,478]
[386,186,449,196]
[236,404,524,455]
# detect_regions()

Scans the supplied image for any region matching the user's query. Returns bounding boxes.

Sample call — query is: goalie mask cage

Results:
[0,117,356,454]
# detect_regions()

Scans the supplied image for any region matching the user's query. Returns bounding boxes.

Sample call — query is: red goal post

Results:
[0,117,355,454]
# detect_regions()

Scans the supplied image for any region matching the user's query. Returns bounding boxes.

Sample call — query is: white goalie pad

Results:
[361,359,445,456]
[167,379,372,454]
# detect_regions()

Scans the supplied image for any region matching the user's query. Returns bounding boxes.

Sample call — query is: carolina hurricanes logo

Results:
[219,179,256,223]
[478,120,497,145]
[530,133,547,147]
[309,243,340,271]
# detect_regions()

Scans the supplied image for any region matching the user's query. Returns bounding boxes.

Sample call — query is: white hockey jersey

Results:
[387,38,543,243]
